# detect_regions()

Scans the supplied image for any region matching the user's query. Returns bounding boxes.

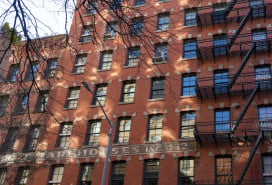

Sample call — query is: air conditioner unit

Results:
[153,52,163,62]
[259,119,272,130]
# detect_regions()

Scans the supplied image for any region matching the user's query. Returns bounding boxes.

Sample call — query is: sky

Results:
[1,0,75,38]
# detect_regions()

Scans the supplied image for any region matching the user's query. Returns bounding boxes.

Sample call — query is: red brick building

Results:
[0,0,272,184]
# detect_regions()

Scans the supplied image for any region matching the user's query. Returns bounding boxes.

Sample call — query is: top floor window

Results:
[6,64,19,82]
[25,62,38,81]
[45,59,57,78]
[184,9,197,26]
[183,39,197,59]
[157,13,170,31]
[72,55,87,74]
[80,26,93,43]
[258,106,272,130]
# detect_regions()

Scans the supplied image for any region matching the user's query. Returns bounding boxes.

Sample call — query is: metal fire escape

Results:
[195,0,272,184]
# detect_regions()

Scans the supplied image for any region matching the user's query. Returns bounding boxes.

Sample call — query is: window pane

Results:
[148,115,162,142]
[183,40,196,59]
[157,14,169,30]
[215,110,230,132]
[185,10,197,26]
[180,112,195,138]
[87,120,101,146]
[182,75,196,96]
[179,159,194,184]
[214,71,229,95]
[216,157,232,184]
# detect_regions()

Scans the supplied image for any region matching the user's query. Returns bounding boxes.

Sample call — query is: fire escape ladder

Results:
[228,9,252,50]
[228,44,255,90]
[236,132,262,185]
[232,83,259,134]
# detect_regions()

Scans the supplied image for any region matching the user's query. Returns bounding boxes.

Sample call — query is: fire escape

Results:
[195,0,272,184]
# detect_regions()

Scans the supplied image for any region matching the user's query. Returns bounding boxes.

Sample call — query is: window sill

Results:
[118,101,134,105]
[123,65,139,69]
[33,110,46,114]
[178,138,195,142]
[144,140,161,144]
[148,98,164,102]
[77,41,91,45]
[82,144,99,148]
[153,61,167,65]
[62,107,77,111]
[157,0,171,4]
[182,25,197,29]
[133,4,145,8]
[155,29,170,33]
[97,69,111,72]
[180,95,197,99]
[181,57,197,61]
[103,37,116,41]
[84,13,96,16]
[71,72,84,75]
[112,143,129,146]
[54,146,69,150]
[90,105,105,108]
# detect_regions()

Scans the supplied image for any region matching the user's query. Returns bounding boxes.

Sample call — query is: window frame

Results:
[115,117,131,144]
[126,47,140,67]
[153,43,168,63]
[181,74,196,97]
[180,112,196,139]
[213,70,229,95]
[85,120,101,146]
[0,96,9,116]
[15,94,29,115]
[213,34,228,57]
[72,54,87,74]
[184,9,197,26]
[178,158,195,185]
[134,0,145,6]
[104,22,118,39]
[64,87,80,109]
[86,0,98,15]
[24,125,41,151]
[99,52,113,71]
[15,167,30,185]
[252,29,268,51]
[44,59,58,78]
[183,39,197,59]
[147,114,163,142]
[35,90,49,112]
[6,64,19,82]
[214,109,230,133]
[1,127,19,152]
[130,18,144,35]
[25,62,38,81]
[215,156,233,184]
[150,77,165,99]
[120,80,136,103]
[80,26,93,43]
[48,165,64,185]
[92,84,107,106]
[212,3,227,24]
[110,161,126,185]
[157,13,170,31]
[56,123,73,148]
[143,159,160,185]
[78,163,94,185]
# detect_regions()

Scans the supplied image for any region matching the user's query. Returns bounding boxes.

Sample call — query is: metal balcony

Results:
[197,0,272,29]
[194,118,272,144]
[197,31,272,62]
[196,73,272,100]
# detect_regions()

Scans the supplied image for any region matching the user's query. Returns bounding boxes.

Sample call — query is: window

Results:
[215,109,230,132]
[213,3,227,24]
[147,114,163,142]
[15,94,28,114]
[111,161,126,185]
[180,112,195,139]
[6,64,19,82]
[99,52,113,70]
[258,106,272,130]
[49,165,64,185]
[184,10,197,26]
[126,47,140,67]
[182,74,196,96]
[178,159,194,185]
[86,0,98,15]
[150,77,165,99]
[262,155,272,184]
[143,160,160,185]
[183,40,197,59]
[111,0,122,10]
[213,35,227,56]
[24,125,41,151]
[79,163,94,185]
[252,30,268,51]
[35,90,49,112]
[153,44,167,63]
[255,66,272,89]
[80,26,93,43]
[115,117,131,143]
[25,62,38,81]
[250,0,265,18]
[0,168,6,185]
[215,157,232,184]
[92,84,107,106]
[15,167,30,185]
[0,96,8,116]
[45,59,57,78]
[56,123,72,148]
[72,55,87,74]
[214,70,229,94]
[120,81,135,103]
[65,87,80,109]
[85,120,101,146]
[157,13,170,31]
[130,18,143,35]
[134,0,145,6]
[104,23,117,39]
[1,127,18,152]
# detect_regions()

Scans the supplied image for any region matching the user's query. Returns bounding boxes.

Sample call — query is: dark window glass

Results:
[143,160,160,185]
[6,64,19,82]
[121,81,135,103]
[92,84,107,106]
[213,3,227,24]
[25,63,38,81]
[15,94,28,115]
[215,157,232,184]
[215,110,230,132]
[85,120,101,146]
[104,23,118,39]
[255,66,272,90]
[134,0,145,6]
[79,163,94,185]
[48,165,64,185]
[130,18,143,35]
[157,13,170,31]
[115,117,131,143]
[252,30,268,51]
[214,70,229,94]
[0,96,9,116]
[150,77,165,99]
[178,159,194,185]
[65,87,80,109]
[126,47,140,67]
[258,106,272,130]
[184,10,197,26]
[1,127,18,152]
[56,123,72,148]
[111,0,122,10]
[72,55,87,74]
[0,168,6,185]
[180,112,195,138]
[35,90,49,112]
[147,114,162,142]
[86,0,98,15]
[99,52,113,70]
[25,125,41,151]
[183,40,197,59]
[262,155,272,184]
[213,35,227,56]
[45,59,57,78]
[250,0,265,18]
[80,27,93,43]
[182,74,196,96]
[153,44,167,62]
[111,161,126,185]
[15,167,30,185]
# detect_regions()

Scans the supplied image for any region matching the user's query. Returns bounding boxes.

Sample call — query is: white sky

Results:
[1,0,75,38]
